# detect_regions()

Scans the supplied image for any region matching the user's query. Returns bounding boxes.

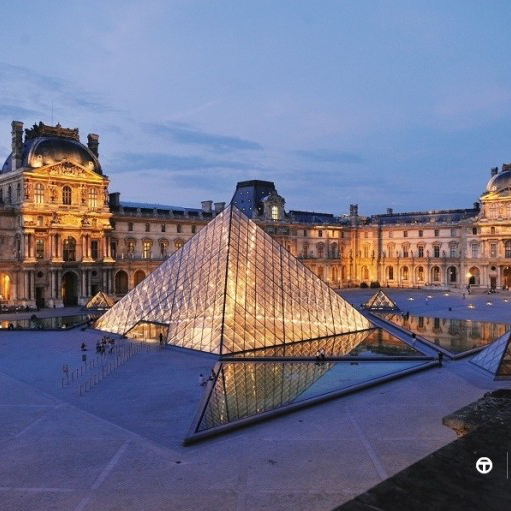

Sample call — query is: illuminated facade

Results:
[95,205,371,353]
[1,119,511,308]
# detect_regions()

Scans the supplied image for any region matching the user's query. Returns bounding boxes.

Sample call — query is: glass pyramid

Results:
[95,205,372,354]
[470,331,511,379]
[364,289,399,311]
[83,291,114,310]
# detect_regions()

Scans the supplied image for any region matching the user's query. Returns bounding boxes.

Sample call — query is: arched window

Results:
[88,187,97,208]
[115,271,128,294]
[34,183,44,204]
[7,185,12,203]
[387,244,394,258]
[402,266,409,280]
[271,205,279,220]
[177,224,182,234]
[316,243,324,258]
[506,241,511,258]
[175,239,184,250]
[362,266,369,280]
[448,266,457,283]
[417,266,424,281]
[16,182,21,202]
[431,266,441,282]
[63,237,76,261]
[134,270,146,286]
[471,243,479,258]
[387,266,394,280]
[62,186,72,205]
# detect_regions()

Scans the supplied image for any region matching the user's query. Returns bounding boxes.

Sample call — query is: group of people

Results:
[199,369,216,386]
[96,336,115,354]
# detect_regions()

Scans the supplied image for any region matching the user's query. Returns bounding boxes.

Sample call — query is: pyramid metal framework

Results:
[470,331,511,379]
[83,291,114,310]
[95,205,371,354]
[364,289,399,311]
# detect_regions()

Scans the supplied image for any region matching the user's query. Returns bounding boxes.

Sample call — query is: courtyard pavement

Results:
[0,289,509,511]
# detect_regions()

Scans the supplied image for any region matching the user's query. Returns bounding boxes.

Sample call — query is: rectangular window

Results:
[145,223,150,232]
[364,232,368,238]
[418,230,423,237]
[318,230,323,237]
[35,239,44,259]
[142,241,151,259]
[490,243,497,258]
[161,224,166,233]
[472,227,477,235]
[111,241,117,259]
[418,246,424,258]
[434,229,439,237]
[434,246,440,258]
[403,231,408,238]
[451,228,456,237]
[128,222,133,231]
[91,240,99,260]
[472,244,479,258]
[389,231,393,238]
[192,224,197,234]
[450,245,457,258]
[403,248,409,258]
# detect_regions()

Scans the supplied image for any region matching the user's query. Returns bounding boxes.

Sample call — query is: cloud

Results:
[148,121,263,153]
[0,104,43,120]
[110,151,256,173]
[293,149,363,164]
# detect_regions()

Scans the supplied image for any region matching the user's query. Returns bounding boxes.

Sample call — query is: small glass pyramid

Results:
[470,331,511,379]
[95,205,372,354]
[83,291,114,310]
[364,289,399,311]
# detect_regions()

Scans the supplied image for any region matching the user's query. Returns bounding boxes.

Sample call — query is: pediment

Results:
[26,160,104,182]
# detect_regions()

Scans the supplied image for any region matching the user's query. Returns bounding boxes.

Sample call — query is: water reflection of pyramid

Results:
[470,331,511,379]
[83,291,114,310]
[364,290,399,311]
[95,206,371,354]
[197,362,333,432]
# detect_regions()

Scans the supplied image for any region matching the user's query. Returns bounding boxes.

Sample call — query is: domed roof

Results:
[486,166,511,194]
[1,122,102,175]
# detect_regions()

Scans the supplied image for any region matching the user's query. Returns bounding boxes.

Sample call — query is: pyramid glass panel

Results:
[95,205,372,354]
[364,290,399,311]
[471,331,511,379]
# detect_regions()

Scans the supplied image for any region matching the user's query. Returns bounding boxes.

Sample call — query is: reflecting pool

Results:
[0,313,99,330]
[192,359,429,436]
[232,328,422,358]
[378,313,511,355]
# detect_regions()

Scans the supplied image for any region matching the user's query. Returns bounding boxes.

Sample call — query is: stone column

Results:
[23,234,29,259]
[81,270,87,297]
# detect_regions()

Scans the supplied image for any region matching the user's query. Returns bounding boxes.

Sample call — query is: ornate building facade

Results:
[0,120,510,307]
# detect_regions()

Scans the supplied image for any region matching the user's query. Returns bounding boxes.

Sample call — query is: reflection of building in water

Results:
[2,119,511,308]
[383,314,510,353]
[198,362,333,431]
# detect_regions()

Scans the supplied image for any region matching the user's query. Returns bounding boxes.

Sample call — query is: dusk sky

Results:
[1,1,511,215]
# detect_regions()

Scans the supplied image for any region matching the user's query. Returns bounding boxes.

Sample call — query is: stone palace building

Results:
[0,120,510,307]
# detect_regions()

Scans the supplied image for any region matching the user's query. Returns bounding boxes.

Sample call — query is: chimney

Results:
[11,121,23,170]
[491,166,498,176]
[502,163,511,173]
[201,200,213,213]
[386,208,393,215]
[109,192,120,208]
[87,133,99,158]
[214,202,226,214]
[349,204,358,216]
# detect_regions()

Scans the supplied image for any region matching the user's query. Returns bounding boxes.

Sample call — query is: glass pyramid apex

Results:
[83,291,115,310]
[95,205,372,354]
[364,289,399,311]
